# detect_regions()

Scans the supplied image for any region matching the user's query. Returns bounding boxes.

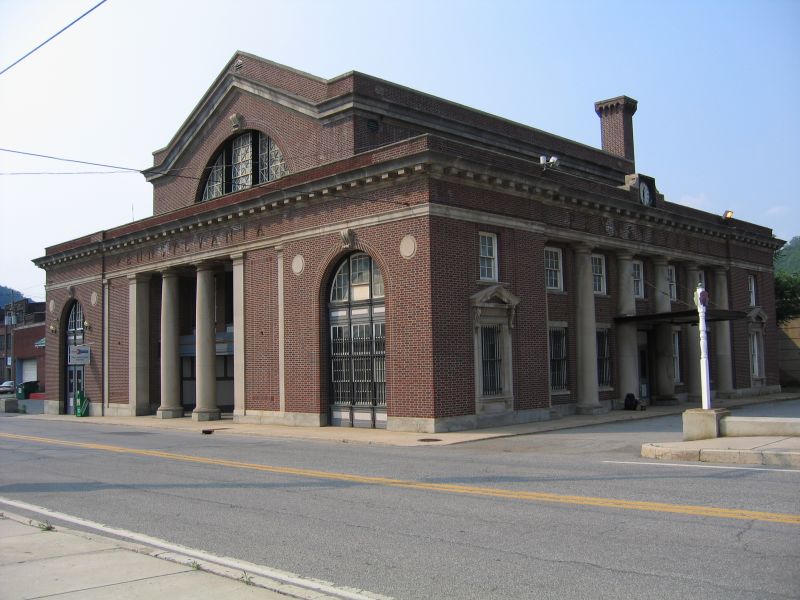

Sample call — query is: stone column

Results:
[157,271,183,418]
[193,263,220,421]
[713,267,734,395]
[652,257,676,403]
[232,254,245,417]
[575,244,603,414]
[616,252,639,402]
[128,273,150,416]
[684,263,702,401]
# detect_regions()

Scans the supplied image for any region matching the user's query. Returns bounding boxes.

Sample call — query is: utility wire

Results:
[0,0,109,78]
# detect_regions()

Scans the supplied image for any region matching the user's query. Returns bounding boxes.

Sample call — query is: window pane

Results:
[372,262,384,298]
[549,328,568,391]
[632,261,643,298]
[331,262,349,302]
[596,330,611,387]
[667,265,677,301]
[231,133,252,191]
[479,234,497,280]
[545,248,562,290]
[269,138,287,180]
[592,255,605,294]
[672,331,681,383]
[202,154,225,201]
[350,254,370,285]
[481,325,502,395]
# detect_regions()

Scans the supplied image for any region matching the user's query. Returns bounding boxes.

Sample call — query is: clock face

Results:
[639,182,652,206]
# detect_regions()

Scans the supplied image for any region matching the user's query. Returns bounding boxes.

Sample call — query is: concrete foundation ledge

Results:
[720,416,800,437]
[234,410,326,427]
[0,398,18,413]
[682,408,730,441]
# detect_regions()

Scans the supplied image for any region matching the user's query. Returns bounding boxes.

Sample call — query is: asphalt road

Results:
[1,401,799,600]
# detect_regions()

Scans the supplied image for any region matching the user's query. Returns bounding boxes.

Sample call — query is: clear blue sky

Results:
[1,0,798,301]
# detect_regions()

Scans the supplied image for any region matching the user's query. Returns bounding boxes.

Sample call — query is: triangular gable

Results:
[470,284,521,328]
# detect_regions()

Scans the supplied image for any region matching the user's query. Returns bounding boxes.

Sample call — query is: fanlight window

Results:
[330,253,384,303]
[200,131,287,201]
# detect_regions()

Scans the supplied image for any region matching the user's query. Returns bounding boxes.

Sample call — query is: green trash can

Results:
[75,391,89,417]
[16,381,38,400]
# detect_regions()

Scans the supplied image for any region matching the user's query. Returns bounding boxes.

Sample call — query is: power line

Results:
[0,0,109,78]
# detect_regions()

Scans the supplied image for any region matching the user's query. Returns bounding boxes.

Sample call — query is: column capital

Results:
[683,261,699,271]
[651,256,669,267]
[160,268,180,279]
[616,251,634,262]
[127,272,151,283]
[713,266,729,275]
[230,252,245,265]
[573,242,593,255]
[193,260,219,273]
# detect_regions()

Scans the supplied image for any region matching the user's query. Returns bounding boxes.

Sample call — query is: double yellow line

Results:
[3,432,799,525]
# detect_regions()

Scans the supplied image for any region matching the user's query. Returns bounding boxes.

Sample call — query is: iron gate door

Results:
[328,253,386,428]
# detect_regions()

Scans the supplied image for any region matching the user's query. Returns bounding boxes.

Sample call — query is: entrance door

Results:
[66,364,84,415]
[328,253,386,428]
[64,302,85,414]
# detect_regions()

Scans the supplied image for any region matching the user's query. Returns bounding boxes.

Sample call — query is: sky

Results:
[0,0,798,302]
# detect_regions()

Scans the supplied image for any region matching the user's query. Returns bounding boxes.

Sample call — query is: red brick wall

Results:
[244,247,280,411]
[108,277,129,404]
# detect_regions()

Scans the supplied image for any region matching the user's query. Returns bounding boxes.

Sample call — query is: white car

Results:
[0,381,14,394]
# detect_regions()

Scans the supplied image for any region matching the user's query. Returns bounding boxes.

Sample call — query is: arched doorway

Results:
[64,301,85,415]
[328,253,386,428]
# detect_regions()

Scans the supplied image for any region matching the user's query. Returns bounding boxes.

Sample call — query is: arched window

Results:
[328,253,386,428]
[200,131,287,201]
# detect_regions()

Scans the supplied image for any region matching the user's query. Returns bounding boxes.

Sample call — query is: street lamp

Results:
[694,283,712,410]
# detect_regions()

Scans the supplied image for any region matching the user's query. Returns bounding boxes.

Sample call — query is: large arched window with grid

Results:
[199,131,287,201]
[328,253,386,428]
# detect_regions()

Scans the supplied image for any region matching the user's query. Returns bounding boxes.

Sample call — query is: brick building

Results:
[1,299,45,391]
[34,52,782,431]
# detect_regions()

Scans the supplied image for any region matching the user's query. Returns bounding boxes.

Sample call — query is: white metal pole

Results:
[695,283,712,410]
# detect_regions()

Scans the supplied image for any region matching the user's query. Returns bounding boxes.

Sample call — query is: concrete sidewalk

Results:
[7,392,799,447]
[0,511,304,600]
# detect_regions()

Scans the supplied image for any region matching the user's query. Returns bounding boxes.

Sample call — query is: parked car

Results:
[0,381,14,394]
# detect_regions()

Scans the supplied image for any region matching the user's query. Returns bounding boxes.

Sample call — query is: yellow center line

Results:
[3,432,799,525]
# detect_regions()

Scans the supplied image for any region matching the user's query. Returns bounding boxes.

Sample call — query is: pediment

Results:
[144,53,333,183]
[470,284,521,308]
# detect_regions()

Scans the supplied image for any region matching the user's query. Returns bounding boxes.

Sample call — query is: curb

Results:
[641,443,800,467]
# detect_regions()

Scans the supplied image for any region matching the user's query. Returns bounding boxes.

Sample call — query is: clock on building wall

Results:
[634,174,656,207]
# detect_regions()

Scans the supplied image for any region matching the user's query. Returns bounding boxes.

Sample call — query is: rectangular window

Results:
[591,254,606,295]
[481,325,502,395]
[667,265,677,301]
[479,233,498,281]
[596,330,611,387]
[698,270,706,288]
[544,247,563,291]
[750,331,762,378]
[748,275,757,307]
[549,328,568,391]
[672,331,682,383]
[632,260,644,299]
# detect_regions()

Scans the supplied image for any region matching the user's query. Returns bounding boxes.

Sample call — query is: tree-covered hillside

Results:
[0,286,27,306]
[775,236,800,275]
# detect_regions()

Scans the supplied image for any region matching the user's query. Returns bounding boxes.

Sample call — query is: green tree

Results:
[775,271,800,325]
[775,236,800,275]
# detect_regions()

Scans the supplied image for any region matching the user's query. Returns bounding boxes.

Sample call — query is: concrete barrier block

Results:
[721,416,800,437]
[683,408,730,441]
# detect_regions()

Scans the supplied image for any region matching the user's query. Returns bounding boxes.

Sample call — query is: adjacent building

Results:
[34,52,782,431]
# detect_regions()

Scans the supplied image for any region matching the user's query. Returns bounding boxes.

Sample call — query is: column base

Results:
[576,404,609,416]
[192,408,221,422]
[157,406,185,419]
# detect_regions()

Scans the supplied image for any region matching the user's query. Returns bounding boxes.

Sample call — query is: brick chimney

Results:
[594,96,638,166]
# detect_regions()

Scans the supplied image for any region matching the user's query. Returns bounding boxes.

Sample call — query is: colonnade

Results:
[127,255,245,421]
[572,246,733,412]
